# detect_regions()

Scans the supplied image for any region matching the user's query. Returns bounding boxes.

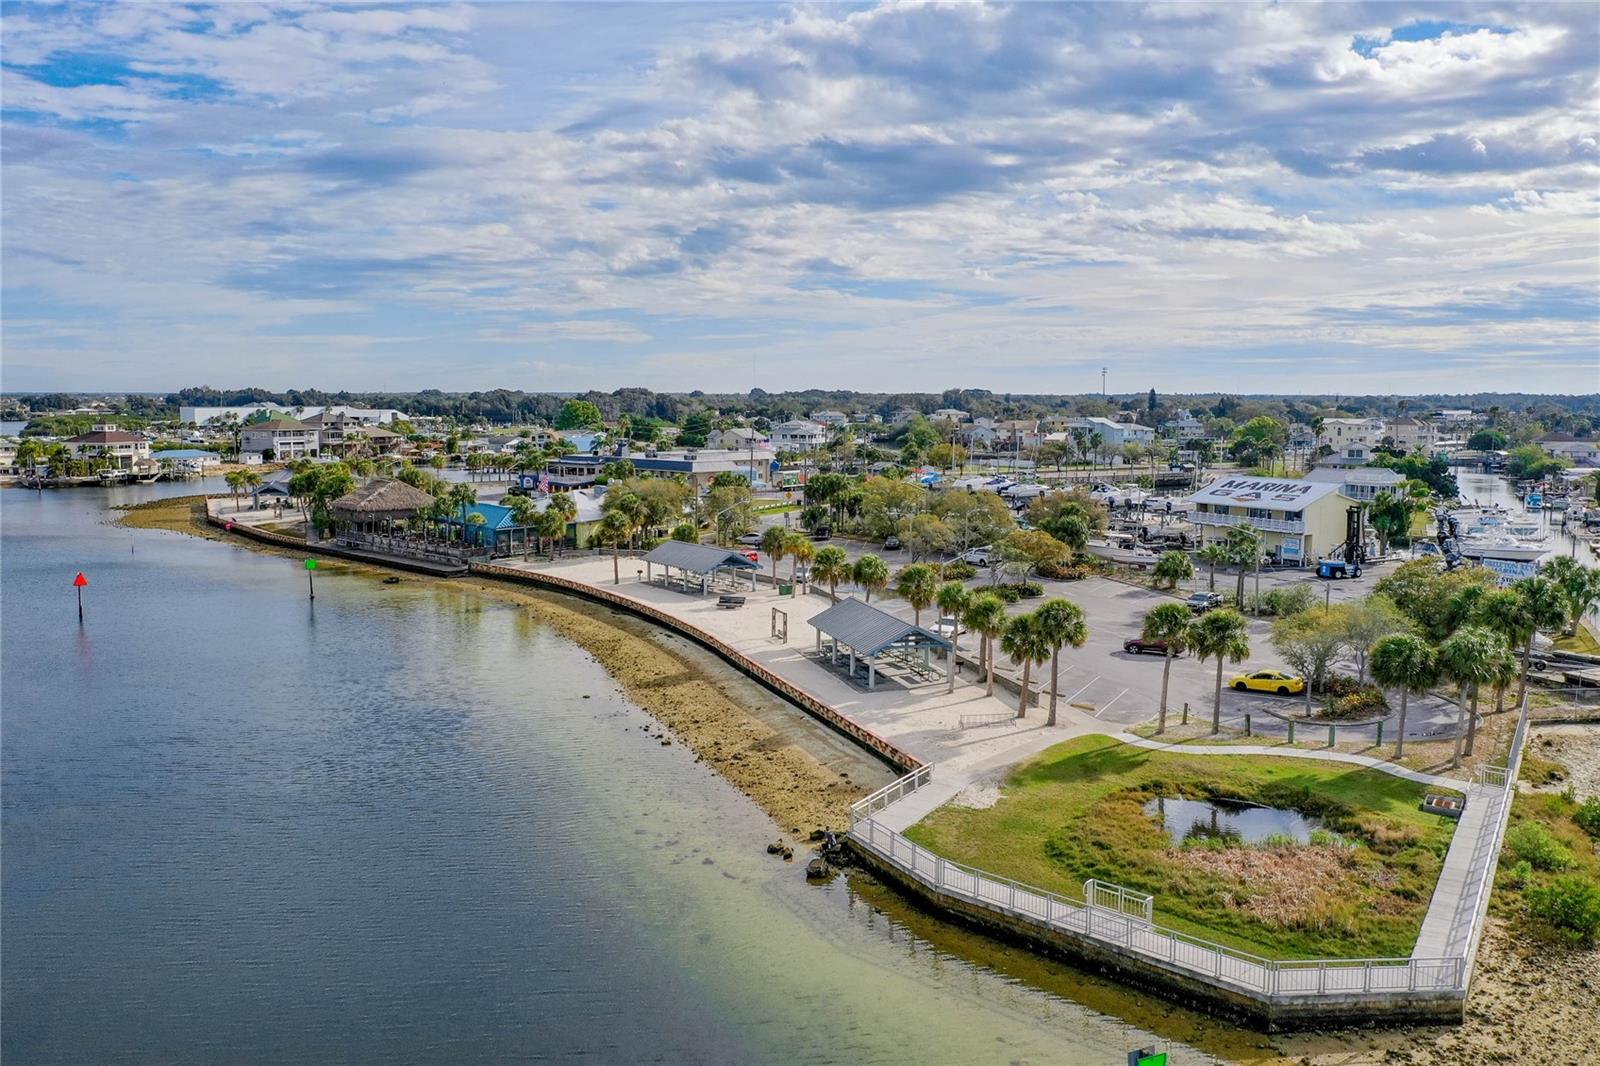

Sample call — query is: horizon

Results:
[3,3,1598,393]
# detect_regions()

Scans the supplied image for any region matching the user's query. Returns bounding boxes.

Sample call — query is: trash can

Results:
[779,582,794,596]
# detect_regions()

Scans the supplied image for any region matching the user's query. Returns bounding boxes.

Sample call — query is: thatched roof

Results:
[331,478,437,516]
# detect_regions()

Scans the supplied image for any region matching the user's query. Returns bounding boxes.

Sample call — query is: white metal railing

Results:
[1458,698,1530,976]
[848,765,933,828]
[1192,511,1305,534]
[958,712,1013,729]
[851,814,1464,998]
[1085,878,1154,923]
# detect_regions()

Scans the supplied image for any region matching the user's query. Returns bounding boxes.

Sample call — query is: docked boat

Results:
[1455,535,1549,562]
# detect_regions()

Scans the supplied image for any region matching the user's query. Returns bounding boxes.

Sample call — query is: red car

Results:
[1124,637,1182,656]
[742,550,760,563]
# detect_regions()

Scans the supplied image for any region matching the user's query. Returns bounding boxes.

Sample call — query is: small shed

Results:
[807,596,953,690]
[331,478,438,533]
[641,541,760,595]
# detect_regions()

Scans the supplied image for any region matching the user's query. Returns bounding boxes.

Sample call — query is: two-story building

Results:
[1064,416,1156,449]
[808,410,850,427]
[240,418,319,459]
[771,420,828,452]
[1384,417,1438,454]
[540,446,776,493]
[1185,475,1359,566]
[64,424,152,472]
[1303,465,1406,502]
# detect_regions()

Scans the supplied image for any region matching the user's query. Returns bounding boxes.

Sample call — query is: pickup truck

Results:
[1185,591,1223,613]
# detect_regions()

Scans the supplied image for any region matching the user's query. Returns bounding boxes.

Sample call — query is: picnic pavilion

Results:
[807,596,953,690]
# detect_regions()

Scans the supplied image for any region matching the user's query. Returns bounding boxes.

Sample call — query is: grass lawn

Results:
[904,734,1460,961]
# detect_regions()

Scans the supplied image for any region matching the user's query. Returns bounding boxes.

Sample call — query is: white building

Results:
[1064,416,1156,448]
[181,403,402,426]
[64,424,152,472]
[808,410,850,427]
[240,418,319,459]
[1304,465,1406,502]
[771,420,828,451]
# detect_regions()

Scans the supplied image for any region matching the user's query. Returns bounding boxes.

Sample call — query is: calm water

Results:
[1,485,1209,1064]
[1144,796,1321,847]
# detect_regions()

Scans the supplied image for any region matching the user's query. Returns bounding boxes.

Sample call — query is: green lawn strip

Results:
[904,734,1460,961]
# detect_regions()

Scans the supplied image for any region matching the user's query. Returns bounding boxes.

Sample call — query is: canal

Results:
[1,484,1225,1064]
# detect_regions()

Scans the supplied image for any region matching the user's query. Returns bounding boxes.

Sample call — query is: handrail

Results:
[851,814,1465,998]
[1458,696,1529,980]
[849,765,934,827]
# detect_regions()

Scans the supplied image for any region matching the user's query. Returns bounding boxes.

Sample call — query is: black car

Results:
[883,535,902,550]
[808,527,832,541]
[1185,591,1223,613]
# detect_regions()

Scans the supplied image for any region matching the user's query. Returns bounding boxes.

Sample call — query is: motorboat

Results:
[1525,491,1544,511]
[1455,534,1549,562]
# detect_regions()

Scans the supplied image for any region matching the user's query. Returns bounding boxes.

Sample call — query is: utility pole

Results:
[1101,367,1107,396]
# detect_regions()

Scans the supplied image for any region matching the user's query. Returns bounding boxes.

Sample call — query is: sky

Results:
[2,1,1597,395]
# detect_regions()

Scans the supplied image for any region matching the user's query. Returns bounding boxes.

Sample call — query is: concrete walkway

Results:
[1111,733,1463,791]
[1414,782,1509,959]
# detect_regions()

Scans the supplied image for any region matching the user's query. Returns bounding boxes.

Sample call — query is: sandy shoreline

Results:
[116,495,869,842]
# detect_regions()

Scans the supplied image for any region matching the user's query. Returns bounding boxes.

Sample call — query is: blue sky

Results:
[2,2,1596,394]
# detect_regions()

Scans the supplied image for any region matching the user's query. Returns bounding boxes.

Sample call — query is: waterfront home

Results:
[1385,416,1438,454]
[241,418,319,460]
[1185,474,1359,566]
[1303,465,1406,502]
[1061,416,1155,448]
[543,446,775,493]
[808,410,850,427]
[64,424,152,472]
[1539,435,1600,467]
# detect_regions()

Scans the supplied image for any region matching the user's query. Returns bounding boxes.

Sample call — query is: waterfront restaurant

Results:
[1184,475,1358,566]
[330,478,438,538]
[808,596,953,690]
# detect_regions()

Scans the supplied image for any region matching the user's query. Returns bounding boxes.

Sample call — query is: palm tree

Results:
[760,525,789,589]
[812,546,850,602]
[547,491,577,556]
[239,469,262,506]
[894,563,939,627]
[785,531,815,594]
[1034,598,1088,726]
[1438,624,1513,767]
[1191,609,1250,734]
[1226,526,1261,607]
[1152,550,1193,591]
[505,495,540,558]
[935,580,971,692]
[1141,603,1194,734]
[964,592,1008,697]
[1198,542,1229,592]
[1369,633,1438,758]
[596,510,633,584]
[851,554,889,603]
[1000,612,1052,718]
[1509,577,1569,707]
[225,469,245,511]
[1541,555,1600,637]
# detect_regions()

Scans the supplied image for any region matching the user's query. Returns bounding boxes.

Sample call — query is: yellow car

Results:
[1229,670,1305,696]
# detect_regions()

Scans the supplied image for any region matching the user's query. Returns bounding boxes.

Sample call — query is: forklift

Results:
[1316,505,1368,579]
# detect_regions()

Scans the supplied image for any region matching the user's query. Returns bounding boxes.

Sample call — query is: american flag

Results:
[538,473,550,493]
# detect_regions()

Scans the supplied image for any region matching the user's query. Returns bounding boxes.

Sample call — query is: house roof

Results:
[246,418,313,432]
[330,478,437,515]
[641,540,760,574]
[807,597,951,657]
[1185,475,1347,514]
[66,429,145,444]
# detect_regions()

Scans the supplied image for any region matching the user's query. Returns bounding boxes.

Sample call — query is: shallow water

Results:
[2,484,1221,1064]
[1145,795,1322,847]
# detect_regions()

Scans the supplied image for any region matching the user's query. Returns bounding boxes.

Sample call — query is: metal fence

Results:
[1085,878,1154,923]
[957,712,1013,730]
[848,765,934,828]
[851,815,1465,998]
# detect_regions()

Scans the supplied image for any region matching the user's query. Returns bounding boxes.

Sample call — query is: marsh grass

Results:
[905,734,1460,960]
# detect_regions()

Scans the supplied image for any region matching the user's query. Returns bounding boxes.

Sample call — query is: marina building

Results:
[1185,474,1359,566]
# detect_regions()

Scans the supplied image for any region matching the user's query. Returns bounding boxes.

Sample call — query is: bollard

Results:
[1244,714,1252,737]
[1328,724,1335,749]
[1287,720,1295,745]
[1182,702,1189,725]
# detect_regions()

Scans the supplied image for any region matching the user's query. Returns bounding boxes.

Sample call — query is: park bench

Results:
[716,595,747,609]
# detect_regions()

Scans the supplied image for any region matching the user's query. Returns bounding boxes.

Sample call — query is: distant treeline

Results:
[7,387,1598,432]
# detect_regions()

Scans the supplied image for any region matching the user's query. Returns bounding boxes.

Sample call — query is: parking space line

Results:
[1095,687,1130,718]
[1065,676,1101,704]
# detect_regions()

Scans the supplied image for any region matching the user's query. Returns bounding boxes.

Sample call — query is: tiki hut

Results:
[330,478,438,535]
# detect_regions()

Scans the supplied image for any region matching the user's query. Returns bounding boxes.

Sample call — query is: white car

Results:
[736,532,764,546]
[956,546,994,566]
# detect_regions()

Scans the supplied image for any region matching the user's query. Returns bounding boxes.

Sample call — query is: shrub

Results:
[1014,580,1044,598]
[1332,689,1389,718]
[1035,561,1092,581]
[1257,585,1319,618]
[939,561,977,581]
[993,585,1022,604]
[1321,673,1363,698]
[1506,859,1533,889]
[1505,821,1572,871]
[1573,796,1600,839]
[1526,876,1600,944]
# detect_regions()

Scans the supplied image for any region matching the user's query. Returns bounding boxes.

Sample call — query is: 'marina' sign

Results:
[1203,478,1317,504]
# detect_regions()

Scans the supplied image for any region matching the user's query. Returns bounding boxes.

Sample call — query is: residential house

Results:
[771,420,828,452]
[1303,465,1406,502]
[240,418,319,459]
[707,427,768,451]
[540,446,776,493]
[64,424,153,472]
[1540,435,1600,467]
[930,408,969,424]
[1384,417,1438,454]
[809,410,850,427]
[1063,416,1156,449]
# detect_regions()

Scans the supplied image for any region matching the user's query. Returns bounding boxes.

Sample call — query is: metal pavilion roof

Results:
[807,597,951,658]
[641,540,760,575]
